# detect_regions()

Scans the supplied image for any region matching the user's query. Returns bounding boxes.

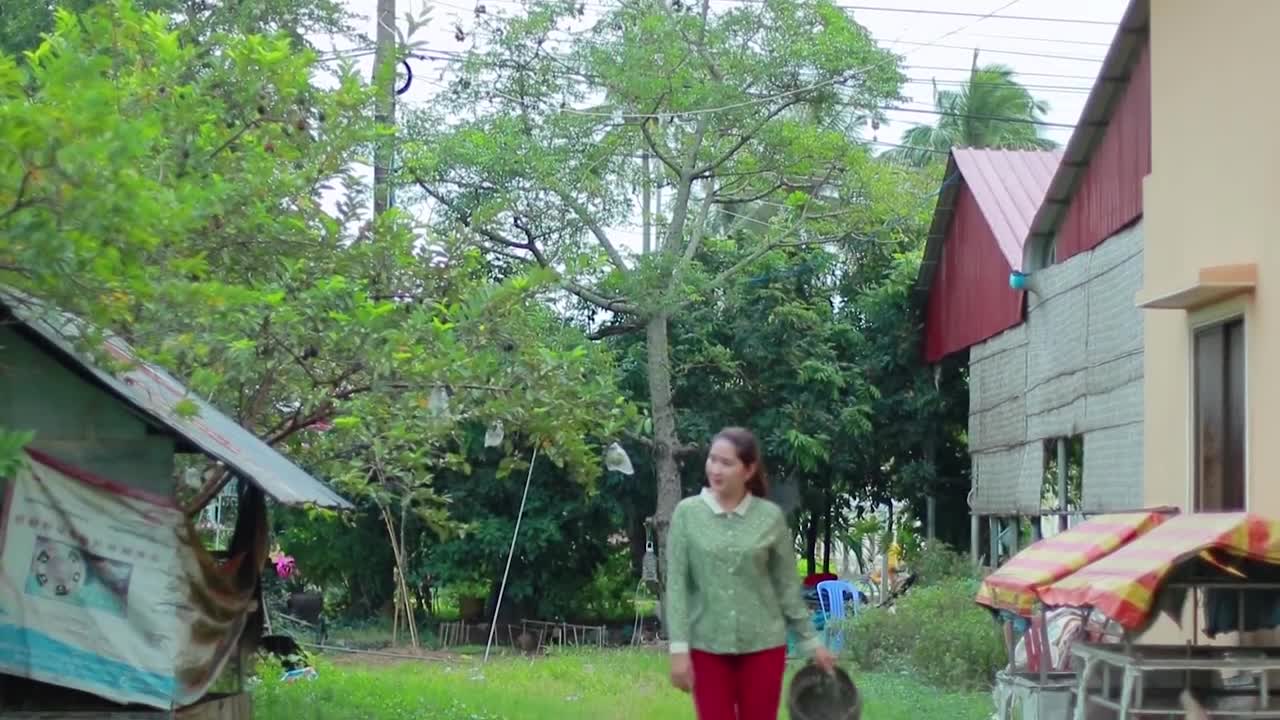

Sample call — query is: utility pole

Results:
[373,0,397,219]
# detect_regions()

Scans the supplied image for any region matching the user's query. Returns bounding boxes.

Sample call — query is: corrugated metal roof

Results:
[1,289,352,510]
[913,148,1063,361]
[1024,0,1150,266]
[951,148,1063,271]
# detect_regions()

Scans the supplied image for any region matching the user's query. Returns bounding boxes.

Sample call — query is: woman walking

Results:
[666,427,837,720]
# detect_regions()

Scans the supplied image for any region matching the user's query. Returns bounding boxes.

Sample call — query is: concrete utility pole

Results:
[373,0,397,218]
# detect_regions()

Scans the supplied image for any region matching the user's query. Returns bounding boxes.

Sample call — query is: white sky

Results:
[322,0,1128,252]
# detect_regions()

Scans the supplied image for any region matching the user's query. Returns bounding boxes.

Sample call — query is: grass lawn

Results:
[253,649,992,720]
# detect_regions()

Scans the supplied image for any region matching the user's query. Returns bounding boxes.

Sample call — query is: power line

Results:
[956,31,1113,48]
[881,104,1075,129]
[904,77,1092,93]
[868,140,950,157]
[886,41,1104,63]
[818,4,1116,26]
[905,65,1097,81]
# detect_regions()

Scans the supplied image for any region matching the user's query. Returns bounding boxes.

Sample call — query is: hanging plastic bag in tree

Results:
[484,421,505,448]
[604,442,634,475]
[428,386,450,416]
[641,541,658,583]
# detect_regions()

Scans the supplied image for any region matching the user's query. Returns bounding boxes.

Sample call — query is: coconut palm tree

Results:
[888,63,1056,167]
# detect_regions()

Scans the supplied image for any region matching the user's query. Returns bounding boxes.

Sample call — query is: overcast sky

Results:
[321,0,1127,252]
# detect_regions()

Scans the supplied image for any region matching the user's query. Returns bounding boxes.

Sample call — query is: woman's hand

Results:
[811,646,838,674]
[670,653,694,692]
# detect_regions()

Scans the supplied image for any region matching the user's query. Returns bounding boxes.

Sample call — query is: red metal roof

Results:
[915,149,1062,363]
[952,148,1063,271]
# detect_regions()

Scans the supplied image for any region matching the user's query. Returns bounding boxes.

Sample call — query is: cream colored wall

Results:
[1143,0,1280,516]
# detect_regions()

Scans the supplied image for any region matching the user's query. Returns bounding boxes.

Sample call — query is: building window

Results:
[1041,436,1082,533]
[1193,318,1246,511]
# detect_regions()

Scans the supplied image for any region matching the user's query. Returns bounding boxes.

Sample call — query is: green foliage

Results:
[887,64,1057,166]
[844,579,1004,691]
[0,0,353,57]
[0,428,34,477]
[909,541,979,588]
[2,0,638,625]
[422,430,631,622]
[401,0,912,533]
[1,0,371,344]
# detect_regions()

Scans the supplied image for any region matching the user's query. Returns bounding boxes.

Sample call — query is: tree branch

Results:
[1,170,35,224]
[695,96,806,177]
[713,181,786,206]
[587,321,644,340]
[415,177,528,250]
[639,117,682,175]
[668,185,715,292]
[415,175,640,315]
[627,430,703,456]
[552,187,629,272]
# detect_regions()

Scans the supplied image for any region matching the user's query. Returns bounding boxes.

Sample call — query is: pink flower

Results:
[274,555,296,579]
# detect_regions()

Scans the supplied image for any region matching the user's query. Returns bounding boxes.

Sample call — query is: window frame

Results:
[1186,300,1250,511]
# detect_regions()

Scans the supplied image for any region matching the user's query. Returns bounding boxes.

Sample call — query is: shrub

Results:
[843,578,1004,691]
[909,541,979,588]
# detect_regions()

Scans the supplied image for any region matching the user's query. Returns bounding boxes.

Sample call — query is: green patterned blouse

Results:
[665,489,821,656]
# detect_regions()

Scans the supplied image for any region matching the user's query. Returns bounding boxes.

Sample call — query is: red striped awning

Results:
[1038,513,1280,630]
[975,512,1168,617]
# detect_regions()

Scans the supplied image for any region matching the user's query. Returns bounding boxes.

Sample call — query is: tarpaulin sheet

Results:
[975,512,1168,617]
[0,450,256,709]
[1038,512,1280,631]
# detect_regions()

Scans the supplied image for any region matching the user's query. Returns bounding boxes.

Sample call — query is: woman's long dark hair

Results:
[713,427,769,498]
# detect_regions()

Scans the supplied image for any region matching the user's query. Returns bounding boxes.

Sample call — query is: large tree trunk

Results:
[647,313,684,564]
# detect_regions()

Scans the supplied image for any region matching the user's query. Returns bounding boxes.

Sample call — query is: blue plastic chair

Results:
[815,580,860,652]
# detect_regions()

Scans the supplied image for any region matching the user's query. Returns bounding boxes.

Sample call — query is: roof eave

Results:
[0,290,353,511]
[912,154,963,308]
[1022,0,1150,263]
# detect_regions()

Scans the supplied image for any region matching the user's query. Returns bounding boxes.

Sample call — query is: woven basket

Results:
[787,664,861,720]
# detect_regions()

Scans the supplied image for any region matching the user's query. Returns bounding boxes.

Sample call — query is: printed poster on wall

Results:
[0,450,247,709]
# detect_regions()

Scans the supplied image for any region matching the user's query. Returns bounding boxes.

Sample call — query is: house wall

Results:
[1143,0,1280,514]
[968,223,1145,514]
[0,327,175,497]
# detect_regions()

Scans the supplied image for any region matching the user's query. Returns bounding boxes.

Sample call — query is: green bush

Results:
[909,541,979,587]
[843,578,1004,691]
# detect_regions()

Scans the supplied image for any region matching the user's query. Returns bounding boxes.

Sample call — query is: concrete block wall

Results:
[968,222,1145,514]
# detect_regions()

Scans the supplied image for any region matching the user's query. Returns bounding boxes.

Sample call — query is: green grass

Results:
[253,649,992,720]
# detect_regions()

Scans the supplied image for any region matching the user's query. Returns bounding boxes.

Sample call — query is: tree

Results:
[887,63,1056,167]
[402,0,908,550]
[0,2,638,632]
[0,0,353,57]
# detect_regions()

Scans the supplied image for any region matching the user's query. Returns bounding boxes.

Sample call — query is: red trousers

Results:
[690,646,787,720]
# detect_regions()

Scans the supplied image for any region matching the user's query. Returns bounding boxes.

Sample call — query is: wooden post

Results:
[1058,437,1069,532]
[971,515,979,564]
[926,495,937,541]
[989,516,1000,569]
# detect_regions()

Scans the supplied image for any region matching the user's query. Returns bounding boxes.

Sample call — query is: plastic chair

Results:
[816,580,860,652]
